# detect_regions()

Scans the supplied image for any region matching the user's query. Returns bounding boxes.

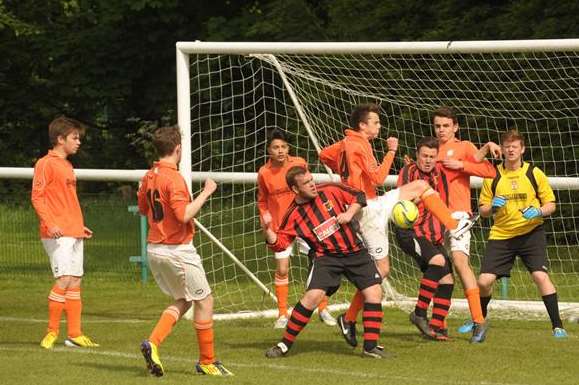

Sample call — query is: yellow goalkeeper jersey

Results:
[479,162,555,240]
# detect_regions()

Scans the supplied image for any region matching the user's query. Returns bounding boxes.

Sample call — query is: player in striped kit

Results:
[258,129,335,328]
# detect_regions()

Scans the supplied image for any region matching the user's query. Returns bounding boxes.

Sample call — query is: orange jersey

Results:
[319,129,395,199]
[437,138,496,212]
[31,150,85,238]
[257,156,307,231]
[137,160,194,245]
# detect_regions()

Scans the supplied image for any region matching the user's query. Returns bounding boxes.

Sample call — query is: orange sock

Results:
[64,287,82,338]
[195,319,215,365]
[345,291,364,323]
[465,288,485,323]
[47,284,66,334]
[422,193,458,229]
[318,296,329,312]
[274,272,289,317]
[149,306,180,347]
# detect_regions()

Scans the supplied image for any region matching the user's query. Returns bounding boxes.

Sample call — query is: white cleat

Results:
[449,214,479,239]
[319,309,337,326]
[273,315,289,329]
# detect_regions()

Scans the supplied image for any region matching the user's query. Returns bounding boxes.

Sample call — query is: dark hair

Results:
[349,103,380,131]
[432,106,458,124]
[416,136,439,153]
[285,166,308,189]
[153,125,181,157]
[501,129,525,147]
[48,116,86,146]
[267,128,288,147]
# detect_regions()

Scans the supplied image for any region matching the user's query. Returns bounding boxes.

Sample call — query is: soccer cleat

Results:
[140,340,164,377]
[457,320,475,334]
[409,311,431,337]
[362,345,391,359]
[449,214,480,240]
[470,321,489,343]
[319,309,337,326]
[553,327,568,338]
[64,335,100,348]
[337,313,357,347]
[40,331,58,349]
[195,361,234,376]
[265,342,288,358]
[273,315,288,329]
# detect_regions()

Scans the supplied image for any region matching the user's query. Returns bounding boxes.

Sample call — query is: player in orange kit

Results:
[138,125,232,376]
[432,106,501,343]
[258,129,336,329]
[320,103,477,348]
[32,116,99,349]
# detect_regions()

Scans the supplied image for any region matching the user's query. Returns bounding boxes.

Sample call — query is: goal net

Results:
[178,40,579,318]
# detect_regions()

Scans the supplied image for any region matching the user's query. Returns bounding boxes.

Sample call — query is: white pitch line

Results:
[0,345,536,385]
[0,316,147,324]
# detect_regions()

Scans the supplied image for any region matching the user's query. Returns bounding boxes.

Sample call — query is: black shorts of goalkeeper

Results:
[480,225,549,279]
[305,249,382,296]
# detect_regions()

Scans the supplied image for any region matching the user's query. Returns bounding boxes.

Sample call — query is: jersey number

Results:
[146,189,164,222]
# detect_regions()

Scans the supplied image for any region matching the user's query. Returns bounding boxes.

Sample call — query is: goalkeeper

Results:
[477,129,567,339]
[137,125,233,377]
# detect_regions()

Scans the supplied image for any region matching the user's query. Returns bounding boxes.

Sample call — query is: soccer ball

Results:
[390,200,419,229]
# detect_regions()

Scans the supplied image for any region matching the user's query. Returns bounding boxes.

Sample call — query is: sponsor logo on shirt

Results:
[313,217,339,241]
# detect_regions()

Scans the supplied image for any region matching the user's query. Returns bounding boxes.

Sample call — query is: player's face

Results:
[268,139,289,164]
[502,139,524,163]
[433,116,458,144]
[293,172,318,200]
[61,130,81,156]
[360,112,381,140]
[416,146,438,173]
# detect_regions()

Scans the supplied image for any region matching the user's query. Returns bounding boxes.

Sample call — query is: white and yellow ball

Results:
[390,200,419,229]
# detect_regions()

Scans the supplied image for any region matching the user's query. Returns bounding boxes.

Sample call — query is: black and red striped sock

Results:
[362,302,383,351]
[429,283,453,330]
[281,301,313,350]
[415,265,445,317]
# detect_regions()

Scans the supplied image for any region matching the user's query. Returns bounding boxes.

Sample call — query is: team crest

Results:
[446,149,454,157]
[323,200,334,212]
[511,180,518,190]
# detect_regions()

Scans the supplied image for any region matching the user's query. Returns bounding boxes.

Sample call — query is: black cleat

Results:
[337,313,357,347]
[265,343,288,358]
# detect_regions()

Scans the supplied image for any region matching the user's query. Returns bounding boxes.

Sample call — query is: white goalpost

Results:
[174,39,579,319]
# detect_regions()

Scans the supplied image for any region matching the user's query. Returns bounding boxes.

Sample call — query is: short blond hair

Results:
[501,129,525,147]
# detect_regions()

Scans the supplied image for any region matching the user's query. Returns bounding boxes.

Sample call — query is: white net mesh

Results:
[187,48,579,315]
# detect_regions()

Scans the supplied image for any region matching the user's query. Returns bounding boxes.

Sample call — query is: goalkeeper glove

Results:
[491,195,507,210]
[521,206,542,220]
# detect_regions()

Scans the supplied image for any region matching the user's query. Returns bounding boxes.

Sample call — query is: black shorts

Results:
[306,250,382,296]
[480,225,548,278]
[395,229,450,273]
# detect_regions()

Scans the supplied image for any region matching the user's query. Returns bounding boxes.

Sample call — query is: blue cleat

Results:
[457,320,475,334]
[553,327,568,339]
[470,321,489,343]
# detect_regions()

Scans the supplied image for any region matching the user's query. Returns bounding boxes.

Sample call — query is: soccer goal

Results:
[175,39,579,319]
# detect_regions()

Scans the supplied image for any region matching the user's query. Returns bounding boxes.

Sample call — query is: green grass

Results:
[1,279,578,385]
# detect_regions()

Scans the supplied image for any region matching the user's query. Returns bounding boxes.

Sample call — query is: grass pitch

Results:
[1,279,578,385]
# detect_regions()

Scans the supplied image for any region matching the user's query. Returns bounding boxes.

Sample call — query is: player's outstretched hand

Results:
[203,178,218,196]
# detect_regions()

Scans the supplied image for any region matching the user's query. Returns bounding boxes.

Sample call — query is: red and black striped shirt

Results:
[397,163,455,245]
[269,183,367,258]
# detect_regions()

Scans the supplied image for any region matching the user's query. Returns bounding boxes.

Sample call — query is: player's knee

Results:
[276,259,290,276]
[376,258,390,278]
[362,284,383,303]
[477,274,495,292]
[531,271,551,286]
[56,275,72,288]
